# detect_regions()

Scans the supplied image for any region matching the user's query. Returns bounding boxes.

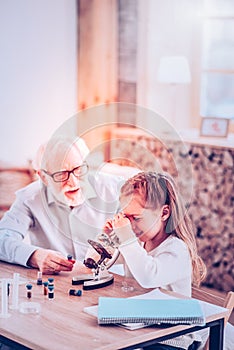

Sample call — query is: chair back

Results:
[192,287,234,326]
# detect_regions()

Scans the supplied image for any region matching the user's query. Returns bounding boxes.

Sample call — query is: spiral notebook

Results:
[98,297,205,326]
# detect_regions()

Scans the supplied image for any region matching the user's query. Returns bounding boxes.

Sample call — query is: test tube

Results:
[67,254,76,264]
[26,284,33,299]
[37,271,43,285]
[43,281,48,296]
[11,273,20,310]
[69,289,82,296]
[0,279,11,318]
[48,277,54,287]
[48,286,54,299]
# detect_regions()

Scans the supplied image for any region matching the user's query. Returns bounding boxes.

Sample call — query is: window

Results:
[200,0,234,119]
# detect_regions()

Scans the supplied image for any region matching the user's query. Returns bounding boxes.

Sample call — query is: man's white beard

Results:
[53,188,85,207]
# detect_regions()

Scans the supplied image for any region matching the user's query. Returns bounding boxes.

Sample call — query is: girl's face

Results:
[120,193,169,243]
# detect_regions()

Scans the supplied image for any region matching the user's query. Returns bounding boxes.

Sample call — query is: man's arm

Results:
[0,228,75,274]
[0,228,38,265]
[0,186,75,274]
[0,184,38,263]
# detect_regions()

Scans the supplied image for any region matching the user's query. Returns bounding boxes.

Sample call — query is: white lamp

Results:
[157,56,191,84]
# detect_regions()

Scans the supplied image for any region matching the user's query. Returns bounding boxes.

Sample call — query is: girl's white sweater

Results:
[119,235,207,349]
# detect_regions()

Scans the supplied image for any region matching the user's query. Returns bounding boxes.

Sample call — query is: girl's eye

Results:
[133,217,141,221]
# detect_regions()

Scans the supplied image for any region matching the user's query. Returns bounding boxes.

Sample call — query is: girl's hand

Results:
[103,218,114,235]
[111,213,135,244]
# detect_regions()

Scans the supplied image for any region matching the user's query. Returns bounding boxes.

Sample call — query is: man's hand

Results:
[27,248,75,274]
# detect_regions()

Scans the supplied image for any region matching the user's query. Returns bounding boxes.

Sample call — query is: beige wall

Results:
[77,0,204,140]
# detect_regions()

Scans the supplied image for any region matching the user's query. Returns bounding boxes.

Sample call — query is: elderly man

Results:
[0,136,122,274]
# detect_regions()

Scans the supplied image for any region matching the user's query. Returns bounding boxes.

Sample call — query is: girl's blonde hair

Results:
[120,171,207,286]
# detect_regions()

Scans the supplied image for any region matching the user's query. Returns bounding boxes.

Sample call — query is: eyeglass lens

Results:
[53,163,88,182]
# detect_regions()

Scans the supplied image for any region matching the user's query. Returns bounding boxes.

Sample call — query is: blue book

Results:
[98,297,205,326]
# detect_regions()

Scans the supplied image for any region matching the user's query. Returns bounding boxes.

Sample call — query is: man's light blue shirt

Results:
[0,172,123,266]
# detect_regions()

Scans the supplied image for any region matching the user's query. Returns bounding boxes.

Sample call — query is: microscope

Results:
[72,239,119,290]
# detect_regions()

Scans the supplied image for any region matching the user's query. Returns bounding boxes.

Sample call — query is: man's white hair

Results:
[33,136,90,171]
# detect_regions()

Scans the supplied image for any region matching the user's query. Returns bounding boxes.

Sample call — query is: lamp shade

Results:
[157,56,191,84]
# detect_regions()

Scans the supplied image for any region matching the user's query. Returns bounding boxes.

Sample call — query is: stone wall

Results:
[109,128,234,292]
[188,145,233,291]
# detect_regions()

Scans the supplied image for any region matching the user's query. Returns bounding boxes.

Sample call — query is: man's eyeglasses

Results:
[42,162,89,182]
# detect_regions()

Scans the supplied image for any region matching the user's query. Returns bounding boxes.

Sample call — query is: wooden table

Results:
[0,261,227,350]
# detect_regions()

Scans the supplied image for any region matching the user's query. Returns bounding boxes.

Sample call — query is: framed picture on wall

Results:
[200,117,230,137]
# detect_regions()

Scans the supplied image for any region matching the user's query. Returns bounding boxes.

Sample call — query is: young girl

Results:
[103,171,207,350]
